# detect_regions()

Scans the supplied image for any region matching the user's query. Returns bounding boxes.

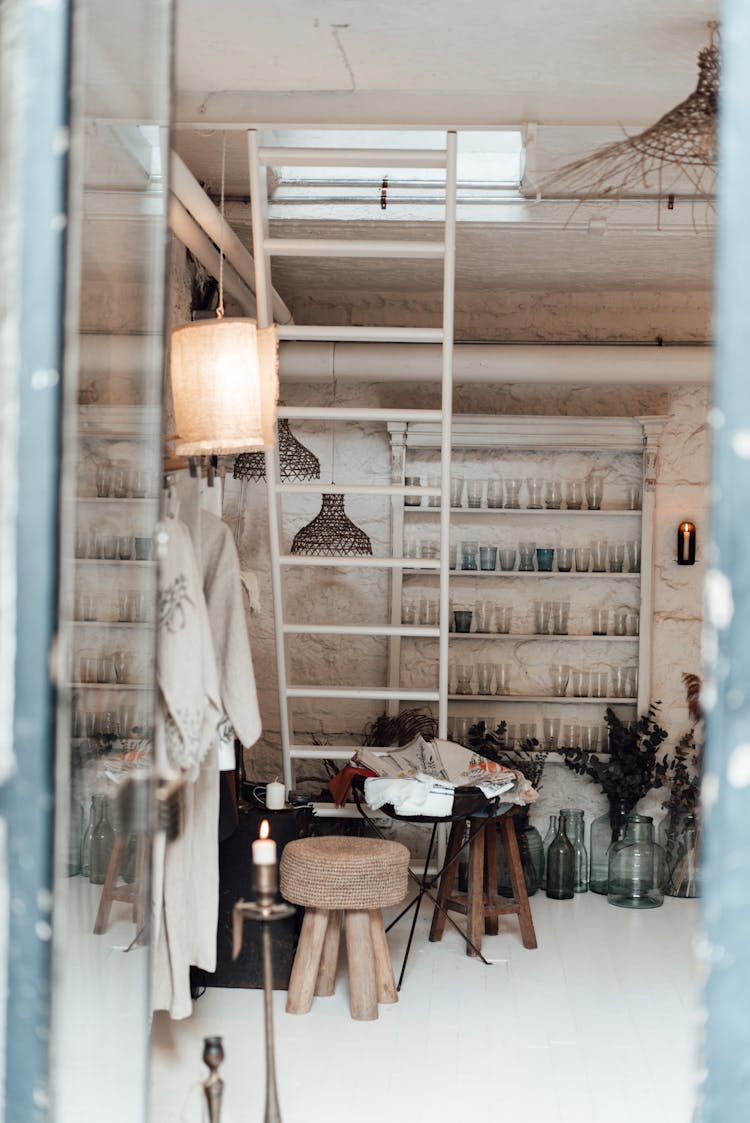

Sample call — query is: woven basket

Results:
[280,836,409,910]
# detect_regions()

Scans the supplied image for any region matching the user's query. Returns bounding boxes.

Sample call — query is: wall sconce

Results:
[677,520,697,565]
[170,318,279,456]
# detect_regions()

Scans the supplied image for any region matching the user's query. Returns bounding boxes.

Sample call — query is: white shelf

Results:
[284,624,440,637]
[447,693,636,704]
[287,686,440,701]
[75,496,156,505]
[404,506,642,517]
[280,555,439,570]
[447,632,639,641]
[70,682,154,692]
[74,559,155,567]
[70,621,154,629]
[404,569,640,579]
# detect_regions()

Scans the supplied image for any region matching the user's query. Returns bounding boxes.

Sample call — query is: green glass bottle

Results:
[562,808,588,893]
[89,797,115,885]
[80,796,96,878]
[546,812,575,900]
[541,814,558,890]
[608,814,665,909]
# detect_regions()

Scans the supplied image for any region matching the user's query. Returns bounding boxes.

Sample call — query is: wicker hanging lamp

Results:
[540,26,719,202]
[233,418,321,482]
[290,493,372,557]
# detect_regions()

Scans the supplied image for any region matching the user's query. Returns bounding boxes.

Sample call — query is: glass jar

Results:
[541,814,558,890]
[589,798,631,894]
[561,808,588,893]
[608,814,665,909]
[658,809,700,898]
[90,797,115,885]
[496,812,544,897]
[546,813,574,900]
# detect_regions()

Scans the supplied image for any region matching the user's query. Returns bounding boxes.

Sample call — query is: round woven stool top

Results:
[280,836,410,910]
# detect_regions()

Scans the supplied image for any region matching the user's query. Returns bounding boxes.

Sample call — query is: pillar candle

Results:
[252,820,276,865]
[265,781,286,810]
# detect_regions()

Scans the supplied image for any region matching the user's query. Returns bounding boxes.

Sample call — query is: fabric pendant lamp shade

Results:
[170,318,279,456]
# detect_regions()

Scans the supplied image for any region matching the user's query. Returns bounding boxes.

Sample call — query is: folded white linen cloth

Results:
[364,773,456,817]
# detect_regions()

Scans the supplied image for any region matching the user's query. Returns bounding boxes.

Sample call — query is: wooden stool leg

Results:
[429,819,465,943]
[500,816,538,949]
[133,835,150,937]
[315,910,341,997]
[466,822,486,957]
[484,820,499,936]
[93,837,126,935]
[369,909,398,1005]
[286,907,330,1015]
[344,909,378,1021]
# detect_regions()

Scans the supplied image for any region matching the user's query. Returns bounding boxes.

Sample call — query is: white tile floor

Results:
[149,892,701,1123]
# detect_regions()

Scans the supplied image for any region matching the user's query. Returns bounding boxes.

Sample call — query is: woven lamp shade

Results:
[233,418,321,482]
[291,492,372,556]
[170,318,279,455]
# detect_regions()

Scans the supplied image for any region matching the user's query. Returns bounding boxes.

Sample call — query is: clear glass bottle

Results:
[546,812,575,900]
[658,809,700,898]
[89,797,115,885]
[80,796,96,878]
[562,808,588,893]
[589,798,631,894]
[67,799,84,877]
[496,812,544,897]
[541,814,558,889]
[608,814,665,909]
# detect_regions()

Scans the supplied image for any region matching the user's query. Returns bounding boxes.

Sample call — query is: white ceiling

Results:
[168,0,718,321]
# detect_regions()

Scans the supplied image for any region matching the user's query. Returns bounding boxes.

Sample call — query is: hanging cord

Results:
[329,359,338,485]
[217,132,227,319]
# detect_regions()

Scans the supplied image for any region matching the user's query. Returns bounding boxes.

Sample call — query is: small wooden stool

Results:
[429,811,538,956]
[94,834,150,939]
[280,836,409,1021]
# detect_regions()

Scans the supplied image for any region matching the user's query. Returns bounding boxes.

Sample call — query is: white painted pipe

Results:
[265,237,445,259]
[278,341,712,384]
[169,150,293,325]
[167,197,256,314]
[277,324,444,343]
[258,146,447,169]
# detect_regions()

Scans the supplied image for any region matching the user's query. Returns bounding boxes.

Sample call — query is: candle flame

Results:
[259,819,270,840]
[681,521,695,533]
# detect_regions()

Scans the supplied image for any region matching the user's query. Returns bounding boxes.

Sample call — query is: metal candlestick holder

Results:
[202,1036,225,1123]
[233,864,295,1123]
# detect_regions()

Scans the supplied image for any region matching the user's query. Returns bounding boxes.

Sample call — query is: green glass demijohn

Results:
[607,813,665,909]
[589,797,631,895]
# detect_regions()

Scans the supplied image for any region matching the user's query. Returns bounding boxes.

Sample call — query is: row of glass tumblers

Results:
[449,662,637,698]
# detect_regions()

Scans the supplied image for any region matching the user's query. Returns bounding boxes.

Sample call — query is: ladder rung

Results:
[289,746,360,760]
[265,237,445,260]
[275,483,440,496]
[283,624,440,636]
[279,556,440,570]
[278,407,443,423]
[258,147,447,169]
[277,324,444,343]
[287,687,440,701]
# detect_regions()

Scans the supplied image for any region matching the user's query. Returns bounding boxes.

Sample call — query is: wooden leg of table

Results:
[500,816,538,950]
[344,909,378,1021]
[133,835,150,935]
[314,910,341,997]
[369,909,398,1005]
[484,819,499,935]
[286,907,330,1014]
[466,823,486,957]
[429,819,465,943]
[93,836,125,935]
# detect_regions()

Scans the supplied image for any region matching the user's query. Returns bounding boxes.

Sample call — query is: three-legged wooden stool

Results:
[429,811,538,955]
[280,836,409,1021]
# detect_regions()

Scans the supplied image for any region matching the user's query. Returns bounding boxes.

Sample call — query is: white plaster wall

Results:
[229,372,711,835]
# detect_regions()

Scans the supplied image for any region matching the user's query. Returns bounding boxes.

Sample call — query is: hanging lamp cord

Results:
[217,132,226,319]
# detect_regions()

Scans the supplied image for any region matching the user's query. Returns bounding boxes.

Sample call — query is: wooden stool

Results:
[429,812,538,956]
[94,834,150,939]
[280,836,409,1021]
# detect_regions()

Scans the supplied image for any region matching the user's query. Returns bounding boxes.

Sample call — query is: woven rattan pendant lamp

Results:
[290,417,372,556]
[233,418,320,482]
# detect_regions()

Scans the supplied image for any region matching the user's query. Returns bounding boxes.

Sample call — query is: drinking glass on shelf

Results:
[557,546,573,572]
[99,710,117,737]
[498,547,516,571]
[566,480,585,510]
[404,475,422,507]
[518,541,536,571]
[562,723,581,749]
[495,606,513,633]
[112,650,130,684]
[474,601,494,633]
[456,665,474,694]
[542,717,561,750]
[580,724,599,752]
[586,474,604,510]
[545,480,563,509]
[536,547,555,572]
[504,722,517,747]
[74,527,88,559]
[625,666,639,698]
[453,608,473,633]
[487,480,503,509]
[129,469,148,499]
[479,545,497,571]
[403,538,419,559]
[402,598,418,625]
[100,533,118,560]
[476,663,494,695]
[112,464,130,499]
[97,655,116,684]
[626,484,642,510]
[419,539,439,559]
[450,476,465,508]
[466,480,484,508]
[455,718,471,745]
[118,704,136,740]
[591,539,608,572]
[626,539,641,572]
[610,667,627,698]
[426,476,441,508]
[448,544,458,570]
[519,722,538,744]
[95,464,112,498]
[504,478,522,509]
[419,597,439,626]
[525,478,545,509]
[592,607,609,635]
[117,535,133,561]
[551,600,570,635]
[590,670,609,698]
[550,663,570,696]
[461,541,478,571]
[599,723,610,751]
[574,546,591,572]
[75,592,96,622]
[625,611,639,636]
[571,669,590,697]
[534,600,551,635]
[608,543,625,572]
[493,664,512,695]
[87,528,101,559]
[613,609,628,636]
[79,653,98,684]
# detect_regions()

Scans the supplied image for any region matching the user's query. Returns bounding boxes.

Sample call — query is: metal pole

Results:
[261,923,283,1123]
[438,130,457,739]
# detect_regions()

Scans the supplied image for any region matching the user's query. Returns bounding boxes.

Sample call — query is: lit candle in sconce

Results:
[252,819,277,866]
[677,521,696,566]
